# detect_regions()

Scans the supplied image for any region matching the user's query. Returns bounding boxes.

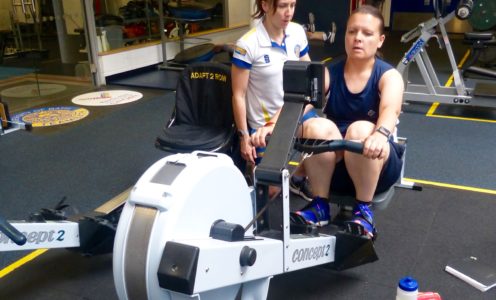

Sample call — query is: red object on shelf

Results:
[124,23,147,39]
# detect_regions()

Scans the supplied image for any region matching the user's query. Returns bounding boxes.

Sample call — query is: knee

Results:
[301,118,341,139]
[345,121,374,140]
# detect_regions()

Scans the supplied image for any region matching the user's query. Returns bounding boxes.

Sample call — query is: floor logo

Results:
[71,90,143,106]
[12,106,90,127]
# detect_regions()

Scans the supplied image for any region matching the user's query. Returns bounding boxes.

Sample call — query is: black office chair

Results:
[155,62,237,156]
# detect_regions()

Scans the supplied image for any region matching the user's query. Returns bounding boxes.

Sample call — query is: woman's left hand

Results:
[363,132,390,160]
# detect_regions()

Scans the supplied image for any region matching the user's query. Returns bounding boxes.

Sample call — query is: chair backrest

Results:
[174,62,233,128]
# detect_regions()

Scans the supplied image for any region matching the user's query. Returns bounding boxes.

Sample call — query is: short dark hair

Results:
[350,4,385,34]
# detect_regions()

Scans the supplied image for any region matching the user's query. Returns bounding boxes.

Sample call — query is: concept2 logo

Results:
[0,230,66,245]
[292,244,331,262]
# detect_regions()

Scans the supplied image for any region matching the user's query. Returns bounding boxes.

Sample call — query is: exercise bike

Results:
[113,61,379,300]
[397,0,496,108]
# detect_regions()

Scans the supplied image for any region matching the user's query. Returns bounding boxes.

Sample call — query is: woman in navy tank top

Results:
[293,5,405,240]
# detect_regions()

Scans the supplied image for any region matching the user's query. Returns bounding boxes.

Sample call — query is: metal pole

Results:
[158,0,183,71]
[81,0,105,85]
[158,0,168,68]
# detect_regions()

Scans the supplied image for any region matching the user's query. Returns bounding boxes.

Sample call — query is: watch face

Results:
[377,126,391,137]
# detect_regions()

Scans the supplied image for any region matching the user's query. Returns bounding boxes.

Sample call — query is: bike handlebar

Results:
[0,215,27,246]
[294,139,363,154]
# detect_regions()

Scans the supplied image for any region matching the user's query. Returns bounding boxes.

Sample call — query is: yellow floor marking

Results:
[426,102,440,116]
[404,177,496,195]
[0,249,48,279]
[424,49,496,123]
[425,113,496,123]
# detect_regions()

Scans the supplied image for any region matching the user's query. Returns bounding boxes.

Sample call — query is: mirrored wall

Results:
[92,0,226,53]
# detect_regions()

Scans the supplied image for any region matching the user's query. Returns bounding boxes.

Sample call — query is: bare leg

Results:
[344,121,388,202]
[300,118,343,198]
[291,118,342,226]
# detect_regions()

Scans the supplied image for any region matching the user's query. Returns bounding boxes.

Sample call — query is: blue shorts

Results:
[253,109,319,165]
[330,139,405,195]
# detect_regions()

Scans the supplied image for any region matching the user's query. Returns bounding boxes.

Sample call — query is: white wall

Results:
[226,0,251,27]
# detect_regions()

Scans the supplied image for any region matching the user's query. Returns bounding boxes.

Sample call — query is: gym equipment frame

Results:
[396,0,496,108]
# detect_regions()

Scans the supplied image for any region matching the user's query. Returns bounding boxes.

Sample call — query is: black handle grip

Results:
[0,216,26,246]
[342,140,364,154]
[294,139,363,154]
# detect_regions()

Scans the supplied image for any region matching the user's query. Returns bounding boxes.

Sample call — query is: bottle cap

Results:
[398,277,418,292]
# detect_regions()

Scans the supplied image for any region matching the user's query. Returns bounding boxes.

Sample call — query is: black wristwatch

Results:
[375,126,392,139]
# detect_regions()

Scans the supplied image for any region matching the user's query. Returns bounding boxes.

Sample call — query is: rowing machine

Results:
[0,196,124,256]
[113,61,378,300]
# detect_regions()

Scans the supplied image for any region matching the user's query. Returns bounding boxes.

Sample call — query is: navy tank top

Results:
[323,57,394,135]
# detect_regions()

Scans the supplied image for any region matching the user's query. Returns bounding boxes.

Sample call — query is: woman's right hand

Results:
[250,124,273,148]
[240,135,257,165]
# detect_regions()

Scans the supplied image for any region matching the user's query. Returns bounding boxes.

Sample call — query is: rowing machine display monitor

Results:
[255,61,325,186]
[283,61,325,109]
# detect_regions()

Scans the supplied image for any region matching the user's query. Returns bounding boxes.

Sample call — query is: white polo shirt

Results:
[232,20,309,129]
